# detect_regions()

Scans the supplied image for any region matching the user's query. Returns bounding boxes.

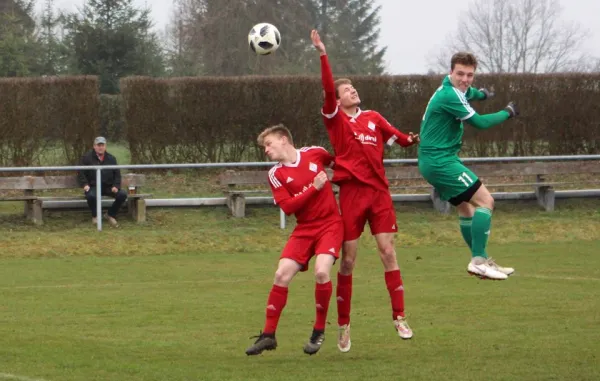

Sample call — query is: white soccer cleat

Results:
[394,316,413,339]
[337,324,351,353]
[467,257,508,280]
[486,257,515,276]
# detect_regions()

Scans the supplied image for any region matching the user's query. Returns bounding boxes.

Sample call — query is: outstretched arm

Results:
[442,90,518,130]
[465,102,519,130]
[312,30,337,117]
[467,87,494,101]
[377,114,418,147]
[465,111,510,130]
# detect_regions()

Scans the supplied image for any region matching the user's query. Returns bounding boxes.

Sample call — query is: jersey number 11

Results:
[458,172,474,187]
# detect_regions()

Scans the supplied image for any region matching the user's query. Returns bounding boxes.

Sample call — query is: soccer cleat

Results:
[394,315,413,339]
[303,329,325,355]
[337,324,351,353]
[245,332,277,356]
[467,256,508,280]
[486,257,515,276]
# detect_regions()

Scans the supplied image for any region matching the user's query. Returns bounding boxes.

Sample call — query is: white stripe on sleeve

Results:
[452,87,476,120]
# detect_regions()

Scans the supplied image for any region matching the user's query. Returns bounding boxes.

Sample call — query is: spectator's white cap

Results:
[94,136,107,145]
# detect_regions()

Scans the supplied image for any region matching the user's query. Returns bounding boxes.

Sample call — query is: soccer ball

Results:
[248,23,281,55]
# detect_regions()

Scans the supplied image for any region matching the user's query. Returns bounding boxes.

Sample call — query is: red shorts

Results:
[339,182,398,241]
[280,219,343,272]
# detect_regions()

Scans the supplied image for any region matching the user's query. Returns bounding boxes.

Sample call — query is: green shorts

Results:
[418,157,481,204]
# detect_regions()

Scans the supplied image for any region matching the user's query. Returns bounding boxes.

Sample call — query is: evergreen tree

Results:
[63,0,165,93]
[325,0,387,75]
[38,0,70,75]
[164,0,386,76]
[165,0,321,76]
[0,0,40,77]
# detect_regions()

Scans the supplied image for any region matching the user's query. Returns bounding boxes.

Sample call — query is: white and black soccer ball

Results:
[248,23,281,55]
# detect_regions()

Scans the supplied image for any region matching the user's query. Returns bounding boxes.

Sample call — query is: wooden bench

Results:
[219,160,600,216]
[0,173,151,224]
[384,160,600,213]
[218,170,274,217]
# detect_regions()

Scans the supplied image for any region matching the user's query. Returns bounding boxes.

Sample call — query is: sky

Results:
[52,0,600,74]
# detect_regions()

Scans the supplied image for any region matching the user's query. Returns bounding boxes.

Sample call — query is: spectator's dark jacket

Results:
[77,150,121,188]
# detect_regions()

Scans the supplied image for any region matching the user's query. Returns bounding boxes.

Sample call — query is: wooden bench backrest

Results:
[219,168,335,187]
[218,170,270,187]
[0,174,145,191]
[219,161,600,187]
[385,161,600,180]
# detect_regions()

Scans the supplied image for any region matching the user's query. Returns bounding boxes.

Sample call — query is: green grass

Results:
[1,201,600,381]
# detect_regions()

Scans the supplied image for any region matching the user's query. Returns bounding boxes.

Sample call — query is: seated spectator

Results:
[77,136,127,227]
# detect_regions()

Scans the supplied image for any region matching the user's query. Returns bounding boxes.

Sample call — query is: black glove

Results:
[504,102,519,118]
[479,88,495,100]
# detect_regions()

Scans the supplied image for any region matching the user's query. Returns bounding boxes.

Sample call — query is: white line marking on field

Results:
[0,372,49,381]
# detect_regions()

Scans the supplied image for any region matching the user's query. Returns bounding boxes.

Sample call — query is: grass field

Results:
[1,199,600,381]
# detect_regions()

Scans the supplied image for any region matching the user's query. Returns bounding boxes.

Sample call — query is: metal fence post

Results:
[96,169,102,231]
[279,208,285,229]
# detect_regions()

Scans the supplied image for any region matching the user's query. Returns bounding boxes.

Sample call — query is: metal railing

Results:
[2,154,600,231]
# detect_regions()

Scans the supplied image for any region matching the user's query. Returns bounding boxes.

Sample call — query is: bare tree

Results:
[163,0,206,76]
[428,0,590,73]
[571,56,600,73]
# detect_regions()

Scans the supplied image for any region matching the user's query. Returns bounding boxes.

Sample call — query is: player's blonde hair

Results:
[451,52,478,70]
[334,78,352,99]
[257,124,294,146]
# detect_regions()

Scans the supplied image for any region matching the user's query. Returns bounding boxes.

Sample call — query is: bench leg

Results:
[230,194,246,218]
[23,190,34,217]
[431,188,451,214]
[226,194,233,211]
[135,199,146,223]
[535,186,555,212]
[128,198,146,223]
[31,200,43,225]
[127,198,136,219]
[24,199,33,218]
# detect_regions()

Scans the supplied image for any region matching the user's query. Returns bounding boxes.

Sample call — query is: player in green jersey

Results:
[418,52,519,281]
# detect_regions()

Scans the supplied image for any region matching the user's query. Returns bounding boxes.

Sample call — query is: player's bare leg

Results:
[336,239,357,352]
[460,185,513,280]
[246,259,301,356]
[375,233,413,339]
[304,254,335,355]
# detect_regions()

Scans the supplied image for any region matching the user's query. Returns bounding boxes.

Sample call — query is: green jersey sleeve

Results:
[466,87,486,101]
[441,88,476,121]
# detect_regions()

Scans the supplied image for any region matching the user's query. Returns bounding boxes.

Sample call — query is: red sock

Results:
[314,281,332,331]
[263,284,288,334]
[385,270,405,319]
[336,273,352,326]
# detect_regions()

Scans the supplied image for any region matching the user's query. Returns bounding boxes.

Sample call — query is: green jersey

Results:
[418,75,484,160]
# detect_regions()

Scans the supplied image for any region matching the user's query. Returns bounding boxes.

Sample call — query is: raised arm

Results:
[311,30,337,116]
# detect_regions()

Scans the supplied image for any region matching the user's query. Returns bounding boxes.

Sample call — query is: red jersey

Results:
[268,146,341,225]
[319,54,415,192]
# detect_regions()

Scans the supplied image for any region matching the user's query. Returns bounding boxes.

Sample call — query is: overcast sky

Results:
[52,0,600,74]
